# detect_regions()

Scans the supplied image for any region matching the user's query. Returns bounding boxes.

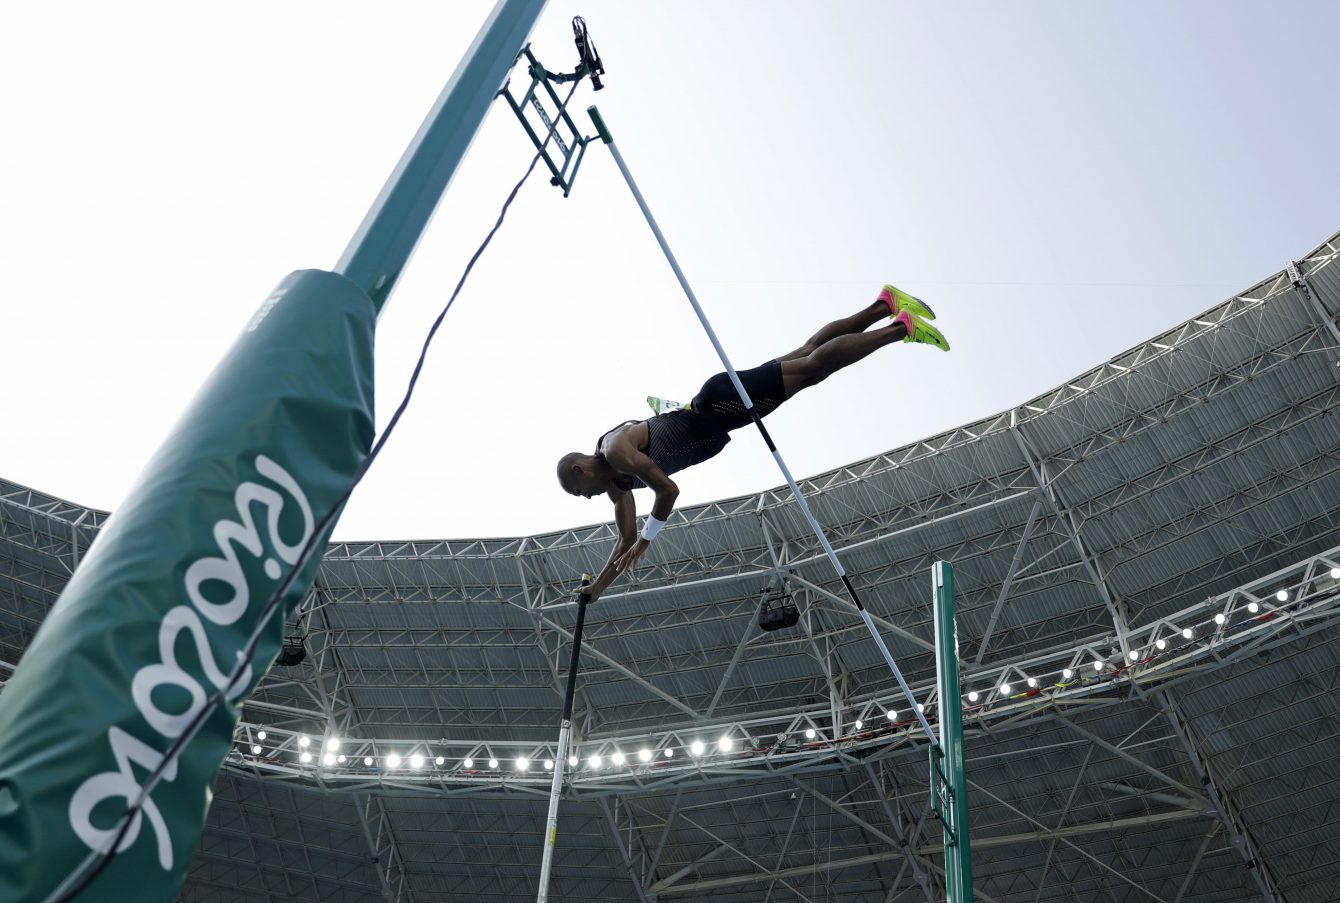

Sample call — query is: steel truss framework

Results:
[2,229,1339,902]
[212,545,1340,798]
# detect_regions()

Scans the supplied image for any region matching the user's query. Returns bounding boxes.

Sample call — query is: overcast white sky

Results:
[4,1,1338,541]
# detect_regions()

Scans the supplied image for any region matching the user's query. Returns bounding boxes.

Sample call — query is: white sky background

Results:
[4,1,1338,542]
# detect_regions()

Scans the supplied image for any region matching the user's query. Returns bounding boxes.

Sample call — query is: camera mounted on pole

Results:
[757,577,800,632]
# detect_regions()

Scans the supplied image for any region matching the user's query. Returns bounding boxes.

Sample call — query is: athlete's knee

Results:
[807,348,841,383]
[780,359,819,396]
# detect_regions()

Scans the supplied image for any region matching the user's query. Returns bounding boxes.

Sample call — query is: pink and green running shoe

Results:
[878,284,936,321]
[893,310,950,351]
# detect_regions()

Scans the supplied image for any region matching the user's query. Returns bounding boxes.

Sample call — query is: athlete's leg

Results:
[776,300,888,363]
[779,320,910,397]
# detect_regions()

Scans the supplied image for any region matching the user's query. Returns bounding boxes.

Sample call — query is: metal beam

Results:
[863,761,935,903]
[650,843,729,892]
[300,582,360,741]
[975,498,1042,665]
[646,787,681,883]
[1030,745,1094,903]
[1011,429,1131,654]
[705,609,756,718]
[885,779,938,902]
[653,803,1199,898]
[789,574,936,654]
[229,800,283,903]
[1099,782,1208,814]
[599,798,652,903]
[791,777,896,846]
[760,512,857,737]
[1288,263,1340,345]
[655,849,902,898]
[1053,714,1208,806]
[355,794,414,903]
[796,590,848,738]
[525,608,701,719]
[968,781,1173,903]
[762,791,806,903]
[966,808,1200,849]
[1156,690,1284,903]
[1171,822,1220,903]
[644,808,815,902]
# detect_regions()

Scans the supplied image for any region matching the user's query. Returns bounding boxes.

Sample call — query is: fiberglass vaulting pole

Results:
[536,580,592,903]
[585,106,935,743]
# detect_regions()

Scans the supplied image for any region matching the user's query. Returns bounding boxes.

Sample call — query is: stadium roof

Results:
[3,227,1340,901]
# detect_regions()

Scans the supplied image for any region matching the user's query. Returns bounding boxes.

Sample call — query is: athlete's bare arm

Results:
[583,432,679,602]
[606,446,678,583]
[586,488,637,601]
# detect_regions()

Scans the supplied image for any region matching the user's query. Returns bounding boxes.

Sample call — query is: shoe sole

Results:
[903,317,950,351]
[881,284,937,321]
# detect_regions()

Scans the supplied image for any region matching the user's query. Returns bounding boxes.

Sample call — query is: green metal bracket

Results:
[587,105,613,144]
[929,744,960,848]
[500,46,597,197]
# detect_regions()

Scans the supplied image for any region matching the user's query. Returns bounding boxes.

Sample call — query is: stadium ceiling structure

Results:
[4,228,1340,902]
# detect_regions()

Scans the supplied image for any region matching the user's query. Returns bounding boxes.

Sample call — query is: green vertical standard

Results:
[931,561,973,902]
[336,0,548,312]
[0,3,548,900]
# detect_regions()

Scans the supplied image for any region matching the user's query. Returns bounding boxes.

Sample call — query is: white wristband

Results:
[641,516,666,542]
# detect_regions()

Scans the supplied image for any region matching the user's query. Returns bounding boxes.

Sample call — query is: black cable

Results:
[46,73,584,903]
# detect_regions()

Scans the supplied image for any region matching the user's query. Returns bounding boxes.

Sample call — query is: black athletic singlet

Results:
[594,360,789,490]
[596,412,729,491]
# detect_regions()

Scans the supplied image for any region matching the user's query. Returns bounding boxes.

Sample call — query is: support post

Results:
[335,0,549,313]
[931,561,973,903]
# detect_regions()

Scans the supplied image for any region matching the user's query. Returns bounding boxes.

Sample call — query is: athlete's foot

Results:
[893,310,950,351]
[879,284,936,321]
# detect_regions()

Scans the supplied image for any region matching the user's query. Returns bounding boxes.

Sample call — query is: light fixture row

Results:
[240,736,745,770]
[240,567,1339,772]
[957,581,1334,705]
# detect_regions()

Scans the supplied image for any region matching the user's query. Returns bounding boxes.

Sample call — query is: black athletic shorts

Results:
[691,360,787,432]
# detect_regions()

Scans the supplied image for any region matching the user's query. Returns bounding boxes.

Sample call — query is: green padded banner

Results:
[0,269,376,902]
